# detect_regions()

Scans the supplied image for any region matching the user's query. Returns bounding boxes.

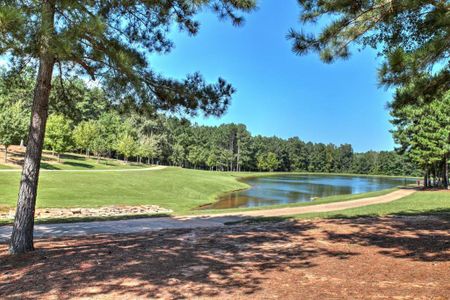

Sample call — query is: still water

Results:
[207,174,414,209]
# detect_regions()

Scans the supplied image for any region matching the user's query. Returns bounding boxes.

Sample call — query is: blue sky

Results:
[151,1,395,152]
[0,1,395,152]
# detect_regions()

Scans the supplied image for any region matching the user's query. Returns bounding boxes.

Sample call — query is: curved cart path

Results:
[0,188,416,241]
[197,188,417,218]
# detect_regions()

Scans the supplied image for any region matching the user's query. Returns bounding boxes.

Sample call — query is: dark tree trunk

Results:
[9,0,55,255]
[424,170,428,189]
[444,154,449,189]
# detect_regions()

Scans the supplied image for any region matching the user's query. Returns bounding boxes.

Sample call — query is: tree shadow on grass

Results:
[0,220,358,299]
[39,162,61,170]
[61,161,94,169]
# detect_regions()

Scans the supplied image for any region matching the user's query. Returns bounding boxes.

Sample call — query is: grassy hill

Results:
[0,146,147,170]
[0,167,249,213]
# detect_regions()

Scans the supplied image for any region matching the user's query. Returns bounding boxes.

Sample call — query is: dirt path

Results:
[1,216,448,299]
[196,188,417,218]
[0,189,416,241]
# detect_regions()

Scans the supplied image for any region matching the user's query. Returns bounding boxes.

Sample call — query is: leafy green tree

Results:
[97,112,122,158]
[0,67,35,110]
[44,114,73,162]
[50,77,109,124]
[90,122,108,163]
[236,124,253,171]
[337,144,353,173]
[257,152,280,172]
[0,101,28,162]
[265,152,280,172]
[116,134,138,163]
[170,143,186,167]
[324,144,337,173]
[188,145,207,169]
[73,121,98,157]
[206,149,220,171]
[138,135,160,165]
[4,0,256,254]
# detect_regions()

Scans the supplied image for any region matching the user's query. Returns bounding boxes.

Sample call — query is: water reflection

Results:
[207,175,413,209]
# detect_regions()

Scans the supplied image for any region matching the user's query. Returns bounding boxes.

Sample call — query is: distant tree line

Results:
[44,112,422,177]
[0,68,420,177]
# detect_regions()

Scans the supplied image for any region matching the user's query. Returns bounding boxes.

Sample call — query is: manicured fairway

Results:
[1,164,446,224]
[0,167,408,215]
[0,164,15,170]
[0,168,250,214]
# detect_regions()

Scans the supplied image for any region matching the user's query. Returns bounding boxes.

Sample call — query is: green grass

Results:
[227,191,450,225]
[194,187,399,215]
[292,190,450,220]
[0,168,250,213]
[0,164,14,169]
[39,153,147,170]
[0,166,426,225]
[0,152,148,171]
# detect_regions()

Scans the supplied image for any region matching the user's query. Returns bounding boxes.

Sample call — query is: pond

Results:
[206,174,415,209]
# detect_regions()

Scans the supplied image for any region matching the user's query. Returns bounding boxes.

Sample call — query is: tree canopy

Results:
[0,0,256,115]
[288,0,449,94]
[391,88,450,187]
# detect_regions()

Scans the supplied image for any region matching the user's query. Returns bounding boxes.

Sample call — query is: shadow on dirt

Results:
[322,215,450,262]
[0,215,448,298]
[0,220,354,298]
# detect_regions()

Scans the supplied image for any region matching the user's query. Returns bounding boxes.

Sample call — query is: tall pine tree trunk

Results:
[444,154,449,189]
[9,0,55,255]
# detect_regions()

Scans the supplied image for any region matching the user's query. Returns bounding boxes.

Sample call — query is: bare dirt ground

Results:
[1,216,449,300]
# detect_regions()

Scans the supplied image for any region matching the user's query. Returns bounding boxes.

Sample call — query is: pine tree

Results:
[391,88,450,188]
[288,0,449,91]
[2,0,256,254]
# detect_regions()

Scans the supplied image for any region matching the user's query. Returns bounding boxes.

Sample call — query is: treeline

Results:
[0,68,420,176]
[70,114,420,176]
[34,111,419,176]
